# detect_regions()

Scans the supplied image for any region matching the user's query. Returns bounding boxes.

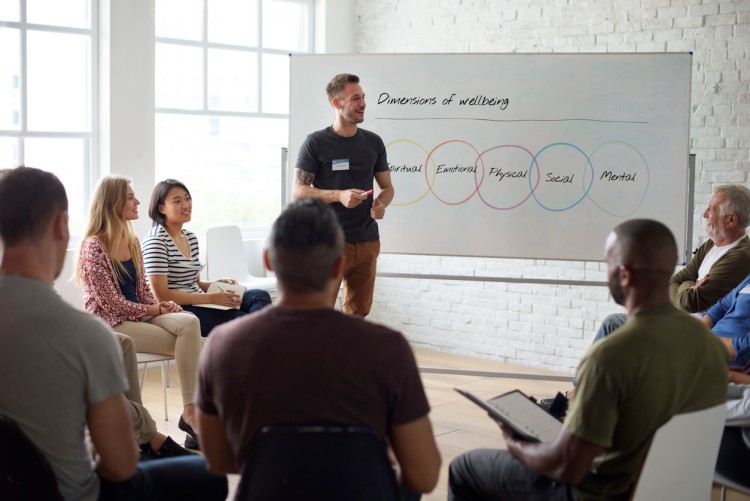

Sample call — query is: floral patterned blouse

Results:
[79,236,156,326]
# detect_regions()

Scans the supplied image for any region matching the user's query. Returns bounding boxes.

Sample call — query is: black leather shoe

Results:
[139,443,155,461]
[179,416,201,450]
[539,392,568,421]
[156,436,198,458]
[184,434,199,450]
[140,435,198,460]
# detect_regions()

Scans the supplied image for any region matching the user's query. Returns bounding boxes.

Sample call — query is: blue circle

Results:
[527,142,594,212]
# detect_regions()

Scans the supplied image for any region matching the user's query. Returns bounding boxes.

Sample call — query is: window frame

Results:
[0,0,99,240]
[154,0,314,235]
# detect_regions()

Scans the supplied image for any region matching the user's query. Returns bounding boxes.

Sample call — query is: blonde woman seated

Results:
[76,175,203,449]
[141,179,271,338]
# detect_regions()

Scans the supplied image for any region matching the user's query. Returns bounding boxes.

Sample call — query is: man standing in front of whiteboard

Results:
[293,73,394,317]
[448,219,728,501]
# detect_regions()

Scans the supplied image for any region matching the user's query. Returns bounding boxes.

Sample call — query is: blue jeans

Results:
[592,313,627,344]
[572,313,628,386]
[98,456,227,501]
[183,288,272,337]
[448,449,572,501]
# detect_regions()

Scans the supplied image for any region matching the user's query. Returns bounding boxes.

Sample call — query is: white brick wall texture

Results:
[356,0,750,374]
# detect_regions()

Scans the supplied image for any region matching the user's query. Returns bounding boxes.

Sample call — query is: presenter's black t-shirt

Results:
[295,127,388,243]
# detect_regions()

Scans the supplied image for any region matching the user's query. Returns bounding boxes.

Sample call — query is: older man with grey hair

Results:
[593,183,750,343]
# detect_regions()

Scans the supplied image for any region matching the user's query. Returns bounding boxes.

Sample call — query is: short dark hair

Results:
[0,166,68,247]
[326,73,360,103]
[148,179,191,227]
[613,219,677,275]
[267,198,344,294]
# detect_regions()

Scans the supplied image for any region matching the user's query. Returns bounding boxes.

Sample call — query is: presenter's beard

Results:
[608,273,625,306]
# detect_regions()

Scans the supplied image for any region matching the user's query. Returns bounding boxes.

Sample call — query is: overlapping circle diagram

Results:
[386,139,650,216]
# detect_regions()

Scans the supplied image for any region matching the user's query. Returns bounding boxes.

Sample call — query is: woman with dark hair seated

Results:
[76,175,204,450]
[142,179,272,337]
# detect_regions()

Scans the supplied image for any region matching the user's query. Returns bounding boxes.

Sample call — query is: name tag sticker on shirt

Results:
[332,159,350,171]
[740,285,750,295]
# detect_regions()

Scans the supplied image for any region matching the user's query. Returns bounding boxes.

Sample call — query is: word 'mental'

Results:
[600,171,637,182]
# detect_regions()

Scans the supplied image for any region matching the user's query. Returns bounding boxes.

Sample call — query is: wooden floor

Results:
[139,347,749,501]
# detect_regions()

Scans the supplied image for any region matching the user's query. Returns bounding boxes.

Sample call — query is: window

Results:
[0,0,97,237]
[155,0,312,236]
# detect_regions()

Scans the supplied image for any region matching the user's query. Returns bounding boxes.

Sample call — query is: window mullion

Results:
[257,0,263,113]
[90,0,99,186]
[19,0,27,135]
[202,0,208,111]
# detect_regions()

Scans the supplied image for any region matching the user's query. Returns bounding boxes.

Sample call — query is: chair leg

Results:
[720,485,727,501]
[140,362,148,390]
[335,287,344,311]
[160,361,168,421]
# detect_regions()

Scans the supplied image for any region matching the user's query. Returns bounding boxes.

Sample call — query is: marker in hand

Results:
[363,189,374,197]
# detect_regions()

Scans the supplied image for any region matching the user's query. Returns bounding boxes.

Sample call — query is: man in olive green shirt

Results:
[449,219,729,501]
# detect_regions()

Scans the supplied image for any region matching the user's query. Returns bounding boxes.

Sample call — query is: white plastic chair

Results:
[630,403,727,501]
[204,225,278,299]
[136,352,173,421]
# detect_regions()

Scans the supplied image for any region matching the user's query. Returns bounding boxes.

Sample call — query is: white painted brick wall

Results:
[356,0,750,374]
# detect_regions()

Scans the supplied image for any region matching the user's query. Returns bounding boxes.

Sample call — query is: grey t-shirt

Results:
[296,126,389,243]
[0,275,128,501]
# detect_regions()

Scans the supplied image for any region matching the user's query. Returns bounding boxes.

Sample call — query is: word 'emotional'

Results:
[378,92,510,109]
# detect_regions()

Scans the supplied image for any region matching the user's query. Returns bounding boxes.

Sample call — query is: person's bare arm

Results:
[196,408,237,474]
[371,170,395,219]
[87,394,138,483]
[389,416,441,493]
[292,168,367,208]
[717,336,737,361]
[502,424,603,484]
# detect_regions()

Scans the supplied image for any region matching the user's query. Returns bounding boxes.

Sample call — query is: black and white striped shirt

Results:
[142,225,203,294]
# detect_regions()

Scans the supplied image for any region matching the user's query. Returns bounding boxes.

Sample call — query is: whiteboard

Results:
[288,53,691,261]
